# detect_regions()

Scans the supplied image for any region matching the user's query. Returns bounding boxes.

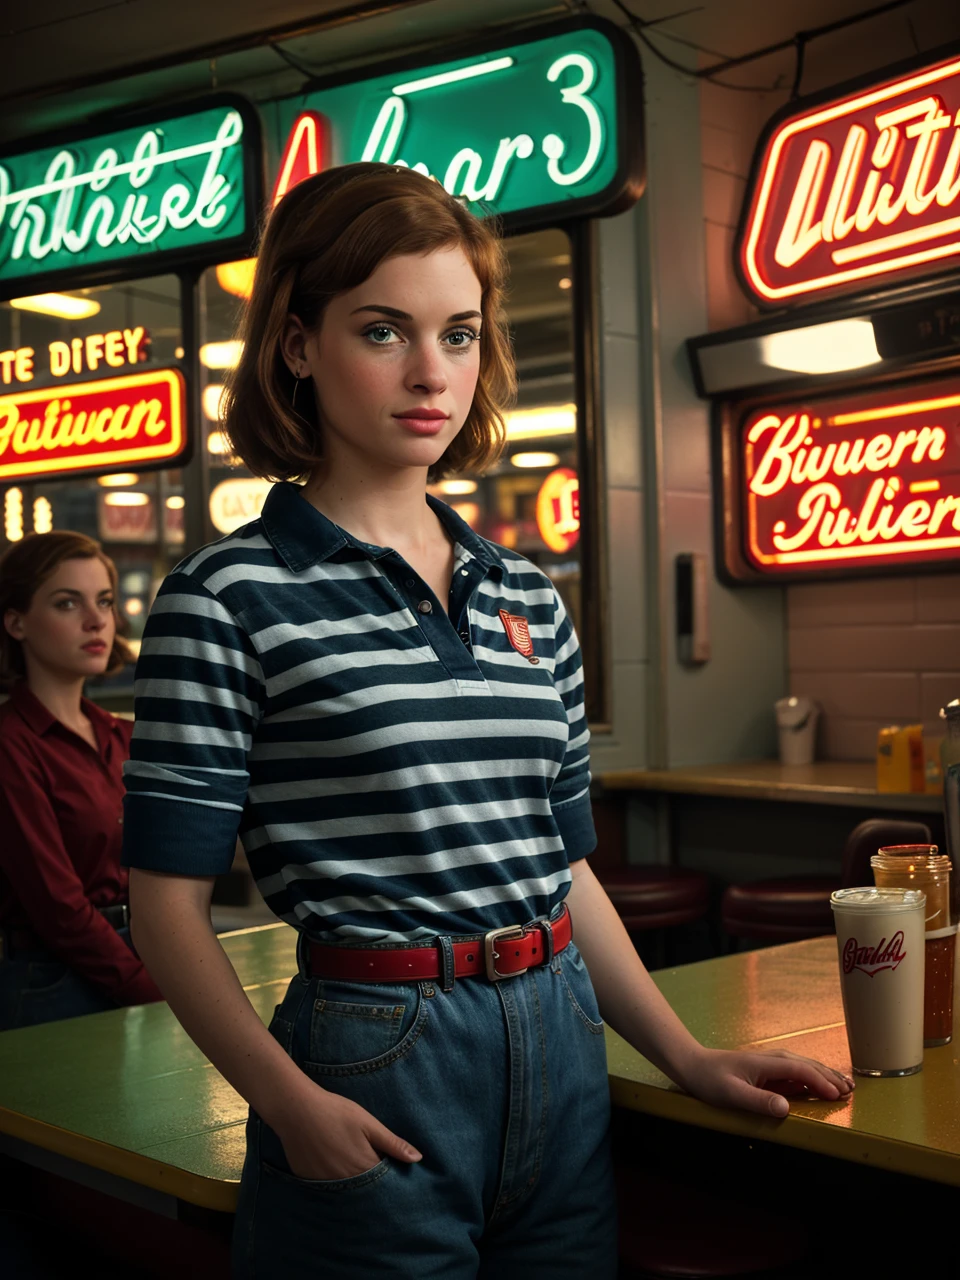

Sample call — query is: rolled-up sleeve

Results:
[122,572,265,876]
[547,588,596,862]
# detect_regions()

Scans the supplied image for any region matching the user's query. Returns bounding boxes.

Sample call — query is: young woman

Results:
[0,531,162,1029]
[123,164,852,1278]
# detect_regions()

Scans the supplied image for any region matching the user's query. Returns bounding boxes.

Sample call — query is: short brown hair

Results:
[0,531,132,680]
[221,163,516,482]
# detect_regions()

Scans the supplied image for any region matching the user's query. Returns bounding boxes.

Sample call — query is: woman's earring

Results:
[291,365,302,412]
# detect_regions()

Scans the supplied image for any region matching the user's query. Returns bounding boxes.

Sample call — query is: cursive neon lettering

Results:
[0,111,244,272]
[359,51,604,205]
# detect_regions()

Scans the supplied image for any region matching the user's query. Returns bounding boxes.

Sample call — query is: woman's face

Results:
[4,556,116,681]
[288,246,483,476]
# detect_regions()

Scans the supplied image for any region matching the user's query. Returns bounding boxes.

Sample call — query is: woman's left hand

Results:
[680,1046,855,1117]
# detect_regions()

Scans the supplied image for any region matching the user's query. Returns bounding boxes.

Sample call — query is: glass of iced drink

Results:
[830,887,926,1077]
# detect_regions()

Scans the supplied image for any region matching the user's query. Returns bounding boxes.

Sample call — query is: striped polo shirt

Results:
[121,481,596,941]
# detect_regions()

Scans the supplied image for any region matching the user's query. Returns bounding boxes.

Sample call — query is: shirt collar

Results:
[260,481,504,576]
[8,680,119,744]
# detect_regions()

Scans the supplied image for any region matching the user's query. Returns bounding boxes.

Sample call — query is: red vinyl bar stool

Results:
[615,1165,810,1278]
[721,817,933,946]
[600,867,711,966]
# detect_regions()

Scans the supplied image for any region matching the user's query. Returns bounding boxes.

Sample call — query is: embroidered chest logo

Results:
[499,610,539,664]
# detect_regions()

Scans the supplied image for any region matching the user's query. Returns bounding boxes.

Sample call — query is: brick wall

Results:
[788,576,960,760]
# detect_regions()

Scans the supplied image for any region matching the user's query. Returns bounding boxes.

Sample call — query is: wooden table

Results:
[2,925,959,1217]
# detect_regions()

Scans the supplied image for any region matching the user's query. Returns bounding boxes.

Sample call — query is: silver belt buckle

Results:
[484,923,529,982]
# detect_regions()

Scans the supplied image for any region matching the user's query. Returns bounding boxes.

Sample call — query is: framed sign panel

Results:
[715,370,960,584]
[0,95,262,297]
[738,44,960,309]
[260,16,645,231]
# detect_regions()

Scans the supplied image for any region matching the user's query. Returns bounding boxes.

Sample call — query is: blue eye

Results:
[364,324,399,345]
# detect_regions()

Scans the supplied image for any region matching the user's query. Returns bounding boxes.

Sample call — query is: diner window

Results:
[0,276,186,699]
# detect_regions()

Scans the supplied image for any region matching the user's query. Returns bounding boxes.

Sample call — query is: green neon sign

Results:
[0,97,260,292]
[264,18,643,224]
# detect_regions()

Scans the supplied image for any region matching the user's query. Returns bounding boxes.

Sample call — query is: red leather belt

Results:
[307,904,572,983]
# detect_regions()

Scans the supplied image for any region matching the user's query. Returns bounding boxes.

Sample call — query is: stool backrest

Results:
[840,818,933,888]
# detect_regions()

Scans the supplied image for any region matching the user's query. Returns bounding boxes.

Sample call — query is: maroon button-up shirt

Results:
[0,682,161,1005]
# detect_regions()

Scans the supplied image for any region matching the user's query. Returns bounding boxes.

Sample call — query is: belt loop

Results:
[438,935,456,993]
[541,917,556,967]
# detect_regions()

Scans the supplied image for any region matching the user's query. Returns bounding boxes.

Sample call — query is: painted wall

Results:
[590,40,787,779]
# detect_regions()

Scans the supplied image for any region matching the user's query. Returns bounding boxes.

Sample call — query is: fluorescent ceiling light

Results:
[104,492,149,507]
[165,495,185,510]
[760,319,880,374]
[9,292,101,319]
[505,404,576,441]
[511,451,560,468]
[200,341,244,369]
[97,473,139,487]
[437,479,478,496]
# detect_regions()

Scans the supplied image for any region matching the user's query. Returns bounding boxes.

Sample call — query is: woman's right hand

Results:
[274,1084,422,1181]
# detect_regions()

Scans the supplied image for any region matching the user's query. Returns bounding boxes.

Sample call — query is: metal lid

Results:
[831,887,926,913]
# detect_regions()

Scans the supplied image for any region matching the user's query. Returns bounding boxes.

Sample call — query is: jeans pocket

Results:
[25,961,69,997]
[261,1156,391,1194]
[556,943,605,1034]
[305,980,427,1077]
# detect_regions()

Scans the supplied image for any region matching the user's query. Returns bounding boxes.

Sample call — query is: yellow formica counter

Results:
[2,925,959,1212]
[607,935,960,1187]
[600,760,942,813]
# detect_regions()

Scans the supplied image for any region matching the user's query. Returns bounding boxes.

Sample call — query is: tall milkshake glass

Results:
[830,887,925,1077]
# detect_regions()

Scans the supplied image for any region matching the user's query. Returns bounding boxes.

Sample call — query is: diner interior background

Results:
[0,228,579,698]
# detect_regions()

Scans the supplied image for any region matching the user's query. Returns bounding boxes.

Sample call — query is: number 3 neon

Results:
[542,54,604,187]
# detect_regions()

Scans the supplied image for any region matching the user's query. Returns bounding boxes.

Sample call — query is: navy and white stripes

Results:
[122,481,595,942]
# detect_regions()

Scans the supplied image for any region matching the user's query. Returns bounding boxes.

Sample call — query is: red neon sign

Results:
[271,111,327,204]
[740,51,960,305]
[0,369,187,482]
[536,467,580,553]
[741,376,960,575]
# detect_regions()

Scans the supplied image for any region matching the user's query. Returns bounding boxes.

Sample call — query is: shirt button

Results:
[417,600,433,615]
[460,569,468,576]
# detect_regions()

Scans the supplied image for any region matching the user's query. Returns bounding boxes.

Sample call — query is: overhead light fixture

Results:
[558,277,572,290]
[165,495,185,510]
[760,319,881,375]
[8,292,101,319]
[97,473,140,487]
[200,341,244,369]
[511,451,560,468]
[124,598,144,616]
[437,479,478,496]
[103,492,149,507]
[505,404,576,441]
[202,384,227,421]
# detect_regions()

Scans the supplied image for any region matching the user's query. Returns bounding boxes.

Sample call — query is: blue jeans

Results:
[0,928,130,1030]
[232,920,617,1278]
